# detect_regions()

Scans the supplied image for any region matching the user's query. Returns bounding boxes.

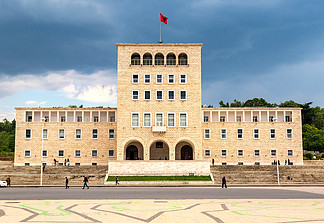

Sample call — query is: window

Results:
[27,115,32,122]
[77,116,82,122]
[131,53,140,65]
[204,129,210,139]
[168,90,175,100]
[236,116,241,122]
[221,129,226,139]
[108,150,115,157]
[253,116,258,122]
[156,142,163,148]
[204,116,209,122]
[222,162,227,165]
[108,129,115,139]
[238,162,243,165]
[179,113,187,127]
[60,116,66,122]
[180,90,187,100]
[253,129,259,139]
[288,150,293,156]
[167,113,175,127]
[156,74,163,84]
[220,116,225,122]
[178,53,188,65]
[144,91,151,100]
[271,150,277,157]
[180,74,186,84]
[254,150,260,157]
[269,116,274,122]
[155,53,164,65]
[237,150,244,157]
[287,129,292,139]
[168,74,174,84]
[92,150,98,157]
[76,129,81,139]
[75,150,81,157]
[42,150,48,157]
[44,116,49,122]
[25,129,32,139]
[93,116,99,122]
[255,162,260,165]
[285,116,291,122]
[59,129,65,139]
[156,90,163,100]
[132,90,139,100]
[143,113,151,127]
[25,163,30,166]
[131,113,139,127]
[167,53,176,65]
[92,129,98,139]
[75,163,80,166]
[58,150,64,157]
[270,129,276,139]
[204,150,211,157]
[132,74,139,84]
[156,113,163,126]
[144,74,151,84]
[42,129,48,139]
[221,150,227,157]
[92,163,97,166]
[143,53,152,65]
[237,129,243,139]
[24,150,31,157]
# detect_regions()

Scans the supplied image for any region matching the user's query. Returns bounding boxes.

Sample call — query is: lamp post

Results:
[40,117,45,186]
[273,118,280,185]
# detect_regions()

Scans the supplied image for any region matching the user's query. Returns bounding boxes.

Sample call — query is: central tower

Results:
[116,43,203,161]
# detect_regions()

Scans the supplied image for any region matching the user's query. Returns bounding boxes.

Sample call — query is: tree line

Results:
[0,119,15,160]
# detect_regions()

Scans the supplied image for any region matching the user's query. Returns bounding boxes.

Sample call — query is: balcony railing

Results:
[179,59,188,65]
[131,59,140,65]
[143,59,152,65]
[152,125,166,132]
[166,59,176,65]
[155,59,164,66]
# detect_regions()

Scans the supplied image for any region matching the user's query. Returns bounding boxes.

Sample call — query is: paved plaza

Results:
[1,187,324,222]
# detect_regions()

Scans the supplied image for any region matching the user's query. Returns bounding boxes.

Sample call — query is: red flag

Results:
[160,13,168,24]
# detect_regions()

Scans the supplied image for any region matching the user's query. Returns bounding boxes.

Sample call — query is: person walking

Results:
[54,159,57,166]
[212,158,215,166]
[222,176,227,188]
[65,177,69,189]
[115,176,119,185]
[64,159,67,166]
[82,176,89,189]
[67,158,70,166]
[6,176,11,187]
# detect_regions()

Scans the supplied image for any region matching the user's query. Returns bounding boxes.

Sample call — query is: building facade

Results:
[14,43,303,166]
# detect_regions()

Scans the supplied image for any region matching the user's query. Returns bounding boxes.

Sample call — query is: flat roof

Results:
[116,43,203,47]
[15,107,117,110]
[201,107,302,110]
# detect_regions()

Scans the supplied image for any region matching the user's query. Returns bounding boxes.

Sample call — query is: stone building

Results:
[14,43,303,167]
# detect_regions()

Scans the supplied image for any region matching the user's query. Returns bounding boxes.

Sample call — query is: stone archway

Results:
[175,140,195,160]
[149,141,169,160]
[181,145,193,160]
[124,141,144,160]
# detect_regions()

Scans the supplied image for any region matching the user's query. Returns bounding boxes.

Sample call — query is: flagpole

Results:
[160,21,162,43]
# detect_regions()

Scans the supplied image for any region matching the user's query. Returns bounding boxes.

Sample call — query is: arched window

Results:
[143,53,152,65]
[166,53,176,65]
[155,53,164,66]
[131,53,140,65]
[178,53,188,65]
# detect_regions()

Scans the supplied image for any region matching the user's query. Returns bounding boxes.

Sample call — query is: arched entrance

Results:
[150,141,169,160]
[181,145,193,160]
[126,145,138,160]
[124,140,144,160]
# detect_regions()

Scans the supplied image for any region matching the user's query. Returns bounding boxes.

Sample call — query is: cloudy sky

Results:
[1,0,324,120]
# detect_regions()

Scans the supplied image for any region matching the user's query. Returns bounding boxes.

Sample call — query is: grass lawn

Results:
[107,175,212,181]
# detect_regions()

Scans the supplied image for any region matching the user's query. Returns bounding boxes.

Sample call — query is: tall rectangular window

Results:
[180,74,186,84]
[108,150,115,157]
[204,129,210,139]
[287,129,292,139]
[156,113,163,126]
[132,90,139,100]
[144,74,151,84]
[77,116,82,122]
[42,150,48,157]
[44,116,49,122]
[109,129,115,139]
[220,116,225,122]
[271,149,276,157]
[269,116,274,122]
[179,113,187,127]
[93,116,99,122]
[285,116,291,122]
[92,129,98,139]
[156,74,163,84]
[204,150,211,157]
[42,129,48,139]
[156,90,163,100]
[59,129,65,139]
[92,150,98,157]
[270,129,276,139]
[58,150,64,157]
[25,150,31,157]
[168,74,174,84]
[253,129,259,139]
[25,129,32,139]
[237,149,244,157]
[60,116,66,122]
[254,150,260,157]
[131,113,139,127]
[144,91,151,100]
[132,74,139,83]
[253,116,258,122]
[180,90,187,100]
[168,90,175,100]
[76,129,81,139]
[75,150,81,157]
[237,129,243,139]
[143,113,151,127]
[221,150,227,157]
[167,113,175,127]
[287,150,293,156]
[221,129,227,139]
[236,116,241,122]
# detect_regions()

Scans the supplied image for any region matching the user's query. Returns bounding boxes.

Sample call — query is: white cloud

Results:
[0,112,16,121]
[0,69,117,104]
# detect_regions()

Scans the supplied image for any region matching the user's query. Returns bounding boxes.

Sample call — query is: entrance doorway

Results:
[181,145,193,160]
[126,145,138,160]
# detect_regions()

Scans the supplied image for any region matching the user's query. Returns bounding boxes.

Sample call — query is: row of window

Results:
[204,115,291,123]
[25,129,115,140]
[132,74,187,84]
[131,52,188,66]
[131,112,187,127]
[26,115,115,123]
[204,128,293,139]
[132,90,187,101]
[24,149,115,158]
[204,149,294,157]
